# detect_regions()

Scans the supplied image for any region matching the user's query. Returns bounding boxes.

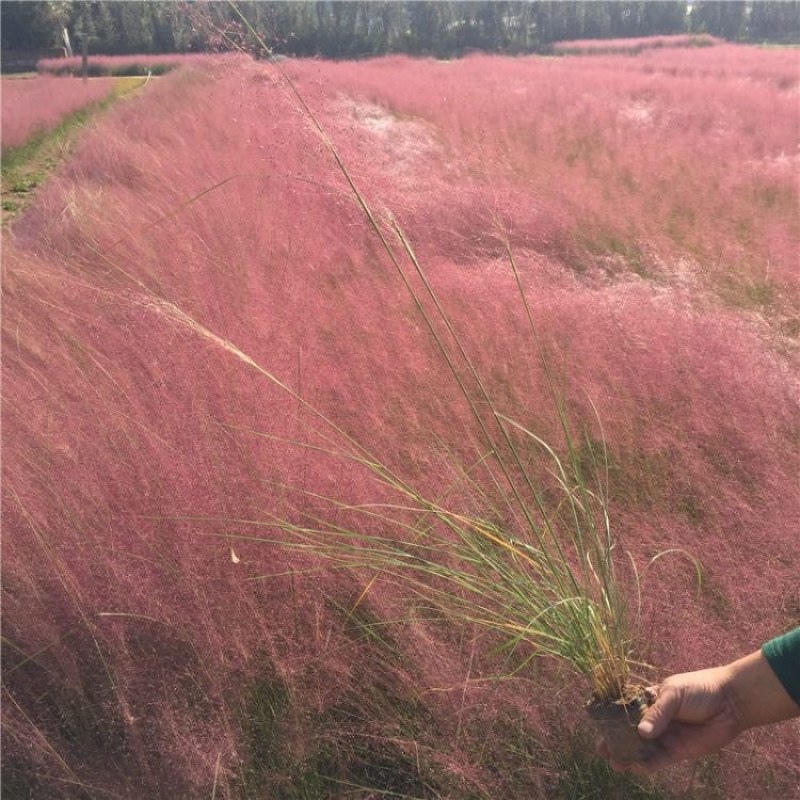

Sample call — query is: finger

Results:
[638,684,681,739]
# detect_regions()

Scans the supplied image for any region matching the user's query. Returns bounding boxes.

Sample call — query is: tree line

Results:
[2,2,798,60]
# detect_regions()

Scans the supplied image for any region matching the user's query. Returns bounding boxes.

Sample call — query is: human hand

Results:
[598,665,743,774]
[598,648,799,774]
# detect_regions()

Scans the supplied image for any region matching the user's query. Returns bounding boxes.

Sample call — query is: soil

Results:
[586,688,660,765]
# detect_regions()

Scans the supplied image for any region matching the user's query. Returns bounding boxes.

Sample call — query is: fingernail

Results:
[638,720,654,736]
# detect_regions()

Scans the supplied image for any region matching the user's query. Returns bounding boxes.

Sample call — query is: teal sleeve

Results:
[762,627,800,707]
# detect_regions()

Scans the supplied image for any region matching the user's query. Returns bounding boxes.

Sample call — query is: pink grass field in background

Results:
[3,45,799,798]
[309,47,799,308]
[37,51,219,77]
[552,33,720,53]
[1,75,114,149]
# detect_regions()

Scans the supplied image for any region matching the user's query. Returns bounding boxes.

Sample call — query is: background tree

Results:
[1,1,68,50]
[1,1,797,65]
[691,1,747,40]
[641,1,688,36]
[749,1,800,43]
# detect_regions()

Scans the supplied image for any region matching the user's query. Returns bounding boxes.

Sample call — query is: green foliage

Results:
[753,182,797,214]
[235,655,444,799]
[312,733,440,799]
[109,75,149,97]
[580,227,647,276]
[237,667,292,794]
[556,753,669,800]
[4,1,797,63]
[10,177,40,193]
[577,438,706,525]
[749,1,800,43]
[721,276,777,312]
[691,1,747,40]
[0,1,69,49]
[2,128,55,221]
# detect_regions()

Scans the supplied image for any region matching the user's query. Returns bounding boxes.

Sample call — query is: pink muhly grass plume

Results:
[1,75,114,149]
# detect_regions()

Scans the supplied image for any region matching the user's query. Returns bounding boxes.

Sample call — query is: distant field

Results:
[3,44,799,799]
[552,32,719,53]
[1,74,114,149]
[1,74,146,224]
[37,51,219,77]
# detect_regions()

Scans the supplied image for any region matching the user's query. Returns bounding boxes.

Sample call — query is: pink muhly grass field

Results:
[552,33,720,54]
[37,52,219,77]
[1,75,114,149]
[3,48,799,798]
[307,48,798,312]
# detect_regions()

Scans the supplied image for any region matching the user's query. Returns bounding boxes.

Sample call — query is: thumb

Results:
[638,685,680,739]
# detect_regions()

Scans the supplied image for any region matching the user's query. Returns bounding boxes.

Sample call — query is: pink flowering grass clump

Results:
[1,75,114,150]
[37,52,220,77]
[3,49,800,798]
